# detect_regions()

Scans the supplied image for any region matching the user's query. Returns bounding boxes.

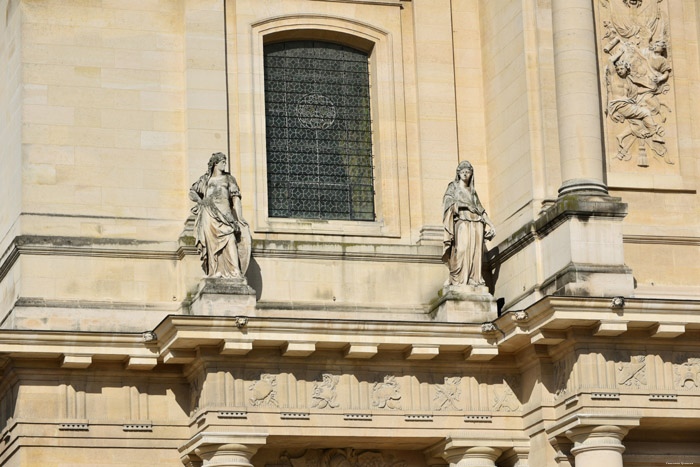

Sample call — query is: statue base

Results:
[429,285,497,323]
[188,277,256,316]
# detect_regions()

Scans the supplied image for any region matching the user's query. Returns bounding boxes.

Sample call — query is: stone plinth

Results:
[430,285,498,323]
[189,278,256,316]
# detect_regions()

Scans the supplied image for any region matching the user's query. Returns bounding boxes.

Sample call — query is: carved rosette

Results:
[599,0,675,167]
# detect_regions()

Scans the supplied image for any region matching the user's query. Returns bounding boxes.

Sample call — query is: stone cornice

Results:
[0,295,697,369]
[494,296,700,353]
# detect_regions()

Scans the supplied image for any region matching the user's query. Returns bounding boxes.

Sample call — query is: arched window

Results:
[264,40,375,221]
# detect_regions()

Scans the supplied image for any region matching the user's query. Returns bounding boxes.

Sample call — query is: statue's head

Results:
[652,40,668,54]
[614,60,631,77]
[455,160,473,179]
[207,152,227,175]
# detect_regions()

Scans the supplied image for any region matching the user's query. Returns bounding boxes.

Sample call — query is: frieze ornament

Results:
[249,374,278,407]
[311,374,340,409]
[674,358,700,390]
[372,376,402,410]
[493,377,520,412]
[433,377,462,411]
[601,0,674,167]
[275,448,406,467]
[617,355,647,388]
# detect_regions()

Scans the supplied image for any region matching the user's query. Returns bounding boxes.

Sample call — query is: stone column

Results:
[565,425,629,467]
[443,446,502,467]
[181,433,267,467]
[195,442,261,467]
[552,0,608,196]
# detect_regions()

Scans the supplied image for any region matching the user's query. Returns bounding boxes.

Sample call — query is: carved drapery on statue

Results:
[442,161,495,288]
[189,152,252,279]
[601,0,674,167]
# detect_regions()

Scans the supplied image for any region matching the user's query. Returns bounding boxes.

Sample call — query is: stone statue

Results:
[189,152,251,280]
[601,0,674,166]
[442,161,495,288]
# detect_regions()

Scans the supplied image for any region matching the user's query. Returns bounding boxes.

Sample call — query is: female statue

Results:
[442,161,496,287]
[189,152,251,279]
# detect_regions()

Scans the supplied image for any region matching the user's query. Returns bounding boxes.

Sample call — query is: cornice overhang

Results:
[0,296,697,369]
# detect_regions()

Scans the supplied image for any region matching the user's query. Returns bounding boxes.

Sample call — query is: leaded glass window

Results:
[264,40,375,221]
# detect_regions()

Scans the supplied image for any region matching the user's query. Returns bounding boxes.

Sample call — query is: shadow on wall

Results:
[246,257,263,301]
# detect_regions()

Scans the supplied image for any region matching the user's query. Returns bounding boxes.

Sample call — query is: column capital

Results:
[565,424,629,456]
[443,446,502,467]
[179,432,268,467]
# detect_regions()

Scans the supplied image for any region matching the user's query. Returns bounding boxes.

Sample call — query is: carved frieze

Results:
[433,376,462,411]
[600,0,674,167]
[372,376,401,410]
[492,377,520,412]
[274,448,406,467]
[311,374,340,409]
[617,355,647,388]
[249,374,278,407]
[674,358,700,390]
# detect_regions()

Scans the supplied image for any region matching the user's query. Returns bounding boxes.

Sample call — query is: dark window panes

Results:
[264,40,375,221]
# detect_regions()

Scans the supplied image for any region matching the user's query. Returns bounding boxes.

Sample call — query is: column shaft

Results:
[552,0,607,195]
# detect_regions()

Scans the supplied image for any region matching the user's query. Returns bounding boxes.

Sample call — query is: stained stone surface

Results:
[189,278,256,316]
[430,285,498,323]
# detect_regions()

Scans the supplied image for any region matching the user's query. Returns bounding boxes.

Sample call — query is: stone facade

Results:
[0,0,699,465]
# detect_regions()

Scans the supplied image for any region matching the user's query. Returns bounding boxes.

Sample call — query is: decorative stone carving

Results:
[617,355,647,388]
[512,311,529,322]
[249,374,278,407]
[189,152,252,280]
[311,374,340,409]
[442,161,496,288]
[433,376,462,411]
[275,448,406,467]
[674,358,700,390]
[493,377,520,412]
[601,0,674,167]
[481,323,498,334]
[372,376,401,410]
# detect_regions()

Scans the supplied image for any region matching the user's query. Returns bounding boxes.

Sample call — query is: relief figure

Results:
[601,0,674,166]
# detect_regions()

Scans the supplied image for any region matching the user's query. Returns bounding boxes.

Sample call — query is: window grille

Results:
[264,40,375,221]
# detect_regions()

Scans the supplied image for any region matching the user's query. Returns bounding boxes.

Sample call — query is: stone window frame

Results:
[250,15,402,238]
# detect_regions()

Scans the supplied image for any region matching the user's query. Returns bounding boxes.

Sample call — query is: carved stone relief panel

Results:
[249,374,279,407]
[674,357,700,390]
[492,376,520,412]
[597,0,680,172]
[617,355,647,388]
[311,374,340,409]
[433,376,463,411]
[269,448,407,467]
[372,375,402,410]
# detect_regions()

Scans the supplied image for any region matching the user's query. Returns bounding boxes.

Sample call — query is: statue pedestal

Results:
[189,278,256,316]
[429,285,497,323]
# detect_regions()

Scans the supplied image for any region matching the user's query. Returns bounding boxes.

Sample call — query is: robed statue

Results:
[189,152,251,280]
[442,161,495,287]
